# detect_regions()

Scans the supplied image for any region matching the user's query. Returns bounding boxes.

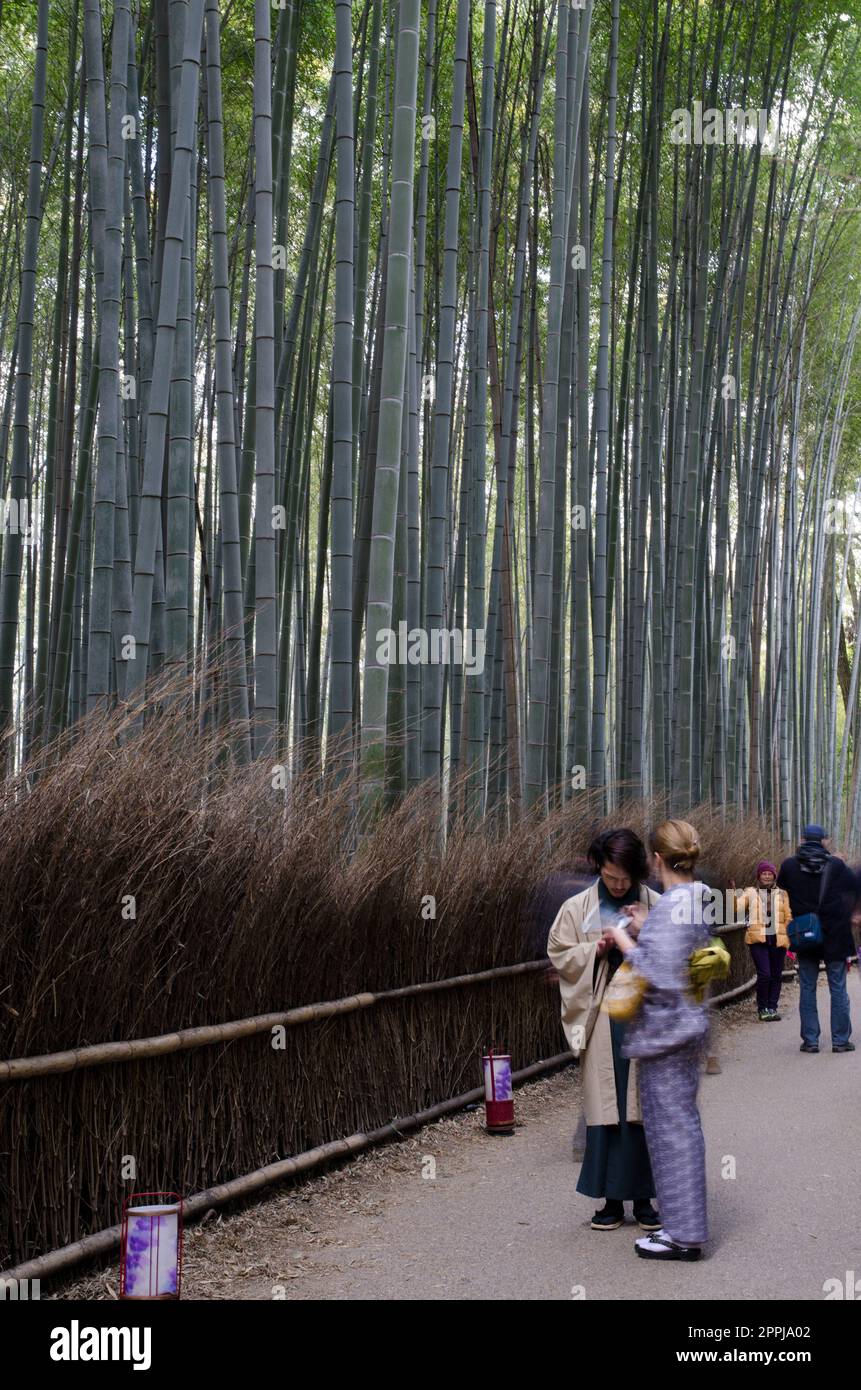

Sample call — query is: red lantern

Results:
[482,1050,514,1134]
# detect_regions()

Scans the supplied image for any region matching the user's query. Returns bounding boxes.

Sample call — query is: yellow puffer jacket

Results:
[732,886,792,948]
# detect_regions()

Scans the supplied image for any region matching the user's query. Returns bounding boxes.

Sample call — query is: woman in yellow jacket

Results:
[728,861,791,1021]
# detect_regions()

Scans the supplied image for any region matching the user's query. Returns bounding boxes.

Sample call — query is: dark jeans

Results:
[797,955,852,1047]
[749,943,786,1012]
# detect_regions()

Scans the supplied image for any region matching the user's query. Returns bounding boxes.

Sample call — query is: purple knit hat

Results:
[757,860,777,878]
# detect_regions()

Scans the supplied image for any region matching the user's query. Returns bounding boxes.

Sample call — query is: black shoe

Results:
[799,1042,820,1053]
[833,1041,855,1053]
[633,1202,661,1231]
[635,1228,702,1261]
[765,1011,782,1021]
[591,1202,625,1230]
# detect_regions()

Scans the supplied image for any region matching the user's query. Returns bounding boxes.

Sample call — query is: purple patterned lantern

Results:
[482,1051,515,1134]
[120,1194,183,1300]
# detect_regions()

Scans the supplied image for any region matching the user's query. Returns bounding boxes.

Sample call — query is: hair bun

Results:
[650,818,701,872]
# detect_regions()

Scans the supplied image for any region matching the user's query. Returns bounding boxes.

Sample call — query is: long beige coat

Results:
[547,881,660,1126]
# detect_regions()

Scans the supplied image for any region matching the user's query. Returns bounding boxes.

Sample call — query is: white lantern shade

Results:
[482,1054,513,1103]
[123,1202,181,1298]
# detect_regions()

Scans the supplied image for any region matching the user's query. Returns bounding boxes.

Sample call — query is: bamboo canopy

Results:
[0,0,856,838]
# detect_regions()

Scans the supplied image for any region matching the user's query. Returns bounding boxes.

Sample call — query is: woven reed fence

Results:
[0,922,753,1272]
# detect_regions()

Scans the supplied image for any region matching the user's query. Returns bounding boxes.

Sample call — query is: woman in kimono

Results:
[547,829,661,1232]
[610,819,711,1262]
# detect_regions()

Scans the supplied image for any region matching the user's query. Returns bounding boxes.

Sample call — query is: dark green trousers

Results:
[576,1017,655,1201]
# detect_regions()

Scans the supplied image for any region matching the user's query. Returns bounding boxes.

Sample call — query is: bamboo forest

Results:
[0,0,860,838]
[5,0,861,1316]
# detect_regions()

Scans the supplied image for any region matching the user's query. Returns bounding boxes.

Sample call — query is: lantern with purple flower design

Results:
[482,1050,514,1134]
[120,1193,184,1300]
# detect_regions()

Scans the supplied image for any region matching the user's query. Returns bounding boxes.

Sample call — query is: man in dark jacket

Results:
[777,825,856,1053]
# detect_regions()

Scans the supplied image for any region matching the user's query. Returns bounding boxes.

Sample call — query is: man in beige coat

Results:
[547,830,661,1230]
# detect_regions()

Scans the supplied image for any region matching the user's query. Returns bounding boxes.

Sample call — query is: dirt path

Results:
[56,972,861,1301]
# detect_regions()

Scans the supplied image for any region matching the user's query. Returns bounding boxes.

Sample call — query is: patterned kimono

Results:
[622,881,711,1246]
[548,879,661,1203]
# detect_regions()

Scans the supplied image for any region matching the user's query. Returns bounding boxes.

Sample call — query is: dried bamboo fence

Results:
[0,925,754,1277]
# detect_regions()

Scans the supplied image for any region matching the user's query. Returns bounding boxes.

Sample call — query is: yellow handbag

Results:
[601,961,649,1022]
[688,938,731,1002]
